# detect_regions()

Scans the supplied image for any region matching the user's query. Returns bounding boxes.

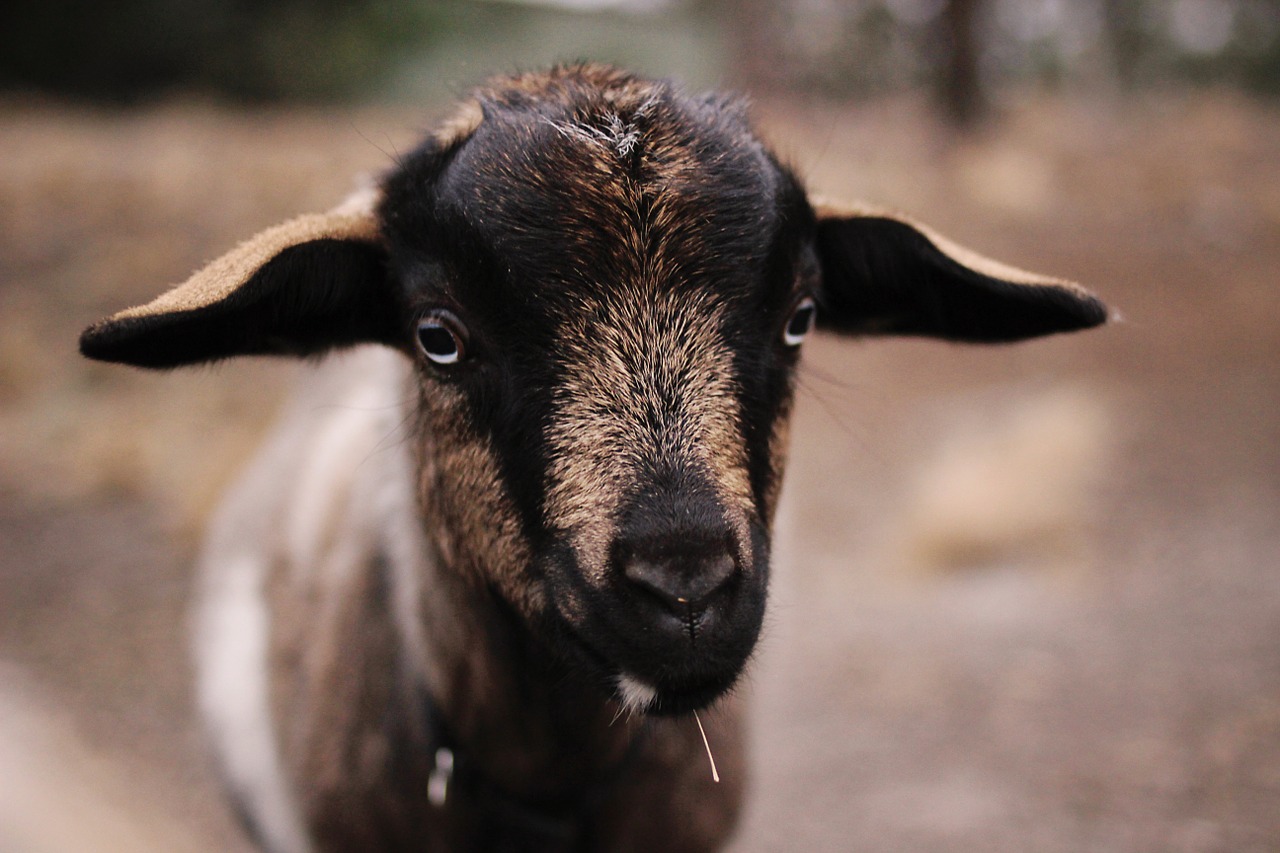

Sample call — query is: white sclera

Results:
[417,318,464,365]
[783,297,816,347]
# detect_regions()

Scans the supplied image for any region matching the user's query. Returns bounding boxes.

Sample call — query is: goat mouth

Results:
[539,538,765,716]
[554,620,745,716]
[623,674,739,717]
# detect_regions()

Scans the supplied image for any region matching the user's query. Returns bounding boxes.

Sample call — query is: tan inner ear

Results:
[109,187,383,323]
[810,196,1092,298]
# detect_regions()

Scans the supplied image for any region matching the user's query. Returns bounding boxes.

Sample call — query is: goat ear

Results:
[79,190,400,368]
[811,198,1107,342]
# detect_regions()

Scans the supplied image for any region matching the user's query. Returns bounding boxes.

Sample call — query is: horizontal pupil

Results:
[419,324,457,355]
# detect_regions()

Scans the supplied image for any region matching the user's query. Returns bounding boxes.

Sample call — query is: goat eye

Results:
[416,312,467,365]
[782,297,816,347]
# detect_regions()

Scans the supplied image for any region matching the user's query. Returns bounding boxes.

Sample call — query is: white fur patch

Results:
[284,363,398,578]
[616,673,658,714]
[195,556,313,853]
[379,429,434,685]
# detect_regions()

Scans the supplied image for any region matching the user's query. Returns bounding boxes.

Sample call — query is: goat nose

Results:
[621,542,737,612]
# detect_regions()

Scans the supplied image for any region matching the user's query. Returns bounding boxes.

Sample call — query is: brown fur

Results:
[414,381,542,620]
[545,291,753,589]
[810,196,1084,293]
[81,65,1106,853]
[217,350,743,851]
[102,196,382,324]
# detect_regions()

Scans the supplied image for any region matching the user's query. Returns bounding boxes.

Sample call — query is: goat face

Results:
[79,64,1107,718]
[380,70,815,713]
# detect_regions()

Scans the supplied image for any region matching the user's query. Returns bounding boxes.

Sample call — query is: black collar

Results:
[417,685,642,852]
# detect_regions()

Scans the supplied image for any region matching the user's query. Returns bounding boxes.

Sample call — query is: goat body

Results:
[81,65,1106,852]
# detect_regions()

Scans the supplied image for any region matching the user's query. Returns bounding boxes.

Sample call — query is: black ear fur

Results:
[80,238,401,368]
[814,214,1107,342]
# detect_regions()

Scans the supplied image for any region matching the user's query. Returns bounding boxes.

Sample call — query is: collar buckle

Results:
[427,746,455,807]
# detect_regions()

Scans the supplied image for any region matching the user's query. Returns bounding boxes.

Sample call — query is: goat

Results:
[80,64,1107,853]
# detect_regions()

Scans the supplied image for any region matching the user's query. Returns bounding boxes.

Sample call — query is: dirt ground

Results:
[1,88,1277,852]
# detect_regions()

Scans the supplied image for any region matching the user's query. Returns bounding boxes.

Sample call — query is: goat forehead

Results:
[434,94,785,301]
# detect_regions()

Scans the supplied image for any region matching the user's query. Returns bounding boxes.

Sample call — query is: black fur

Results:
[79,238,399,367]
[80,65,1106,711]
[79,64,1107,853]
[814,215,1108,341]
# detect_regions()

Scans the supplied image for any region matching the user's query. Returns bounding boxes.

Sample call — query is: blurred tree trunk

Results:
[1102,0,1147,89]
[933,0,987,128]
[705,0,788,91]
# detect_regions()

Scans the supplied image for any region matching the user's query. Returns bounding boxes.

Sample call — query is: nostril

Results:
[622,547,737,611]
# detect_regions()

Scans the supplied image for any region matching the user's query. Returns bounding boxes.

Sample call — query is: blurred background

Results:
[1,1,1277,851]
